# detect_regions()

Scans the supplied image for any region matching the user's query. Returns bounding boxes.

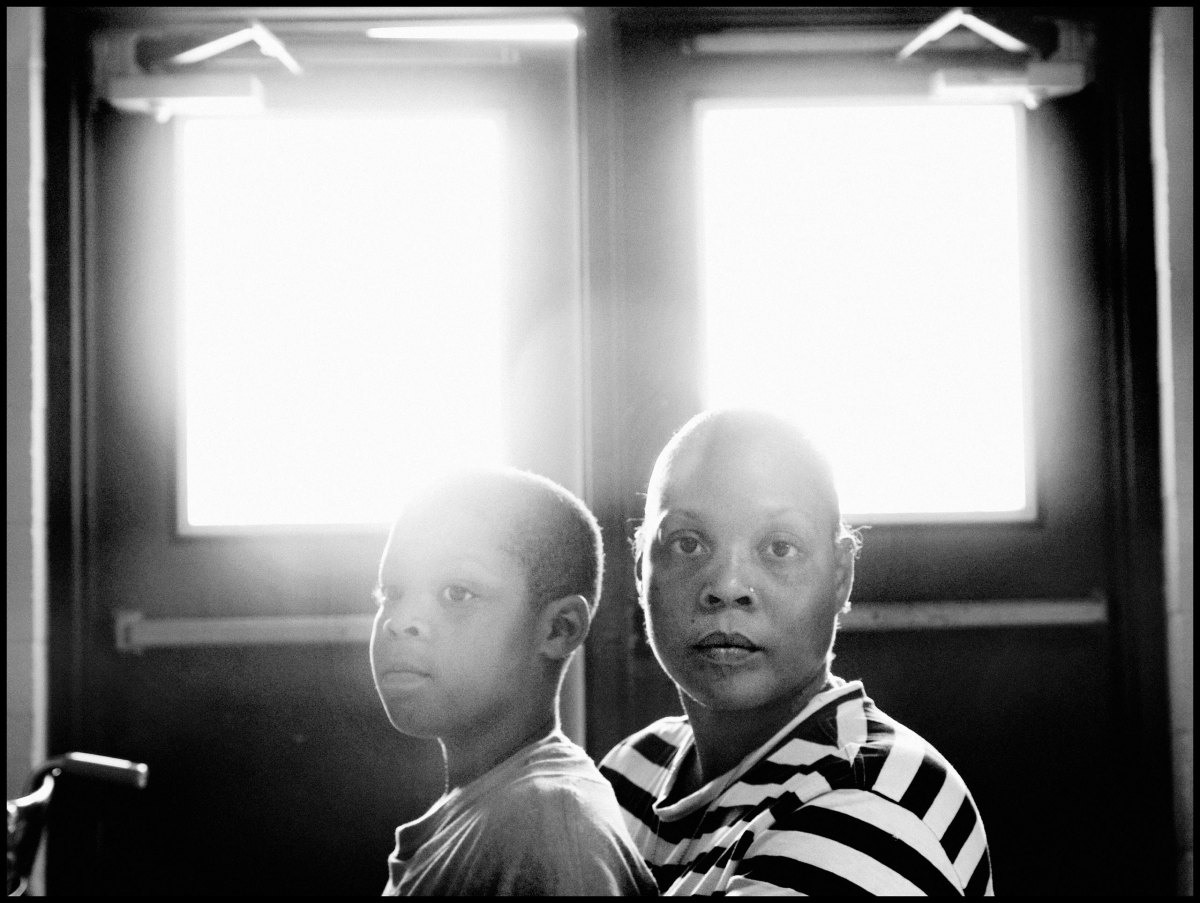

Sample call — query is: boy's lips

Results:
[378,656,433,689]
[379,668,431,691]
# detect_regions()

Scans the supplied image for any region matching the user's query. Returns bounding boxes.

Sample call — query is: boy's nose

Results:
[383,614,424,638]
[380,597,430,638]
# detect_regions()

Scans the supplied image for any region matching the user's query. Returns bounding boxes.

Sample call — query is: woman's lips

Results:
[693,631,761,664]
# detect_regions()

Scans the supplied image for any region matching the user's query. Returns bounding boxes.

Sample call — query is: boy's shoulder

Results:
[453,734,658,896]
[484,733,621,817]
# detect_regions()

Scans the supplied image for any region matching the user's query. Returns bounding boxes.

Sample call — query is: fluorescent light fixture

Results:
[367,21,579,42]
[691,29,948,55]
[932,62,1087,109]
[170,20,303,75]
[958,12,1030,54]
[104,73,264,122]
[898,7,1029,60]
[170,27,261,65]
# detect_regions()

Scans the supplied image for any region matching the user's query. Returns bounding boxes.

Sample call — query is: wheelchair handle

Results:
[25,753,149,796]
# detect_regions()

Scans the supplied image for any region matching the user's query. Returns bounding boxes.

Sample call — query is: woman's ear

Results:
[539,594,592,660]
[632,526,646,599]
[834,537,856,614]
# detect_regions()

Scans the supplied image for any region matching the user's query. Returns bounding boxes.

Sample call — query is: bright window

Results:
[698,101,1032,521]
[179,114,508,528]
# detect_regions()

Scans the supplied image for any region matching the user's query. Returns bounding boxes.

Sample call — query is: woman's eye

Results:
[668,534,706,557]
[767,540,800,560]
[441,584,477,604]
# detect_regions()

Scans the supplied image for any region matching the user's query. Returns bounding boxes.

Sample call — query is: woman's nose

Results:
[702,547,757,608]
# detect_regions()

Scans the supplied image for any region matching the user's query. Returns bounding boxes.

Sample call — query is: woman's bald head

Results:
[640,408,859,558]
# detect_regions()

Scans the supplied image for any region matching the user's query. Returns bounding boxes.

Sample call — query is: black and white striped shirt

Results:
[600,678,994,895]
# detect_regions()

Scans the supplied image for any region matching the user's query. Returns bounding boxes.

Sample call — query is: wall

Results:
[1152,6,1194,896]
[6,4,46,801]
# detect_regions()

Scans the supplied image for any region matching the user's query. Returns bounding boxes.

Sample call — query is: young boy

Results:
[370,467,657,896]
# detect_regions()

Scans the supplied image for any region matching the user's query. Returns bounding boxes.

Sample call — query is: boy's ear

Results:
[538,594,592,660]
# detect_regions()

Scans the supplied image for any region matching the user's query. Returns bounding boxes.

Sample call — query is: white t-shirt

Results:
[383,730,657,896]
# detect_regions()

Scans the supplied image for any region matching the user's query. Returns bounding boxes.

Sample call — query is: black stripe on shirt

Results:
[601,765,661,834]
[737,854,870,895]
[898,754,949,818]
[657,806,720,847]
[851,716,897,788]
[650,861,682,892]
[651,800,753,849]
[603,763,730,848]
[683,826,755,880]
[738,757,807,786]
[965,848,993,895]
[939,796,978,863]
[790,692,861,745]
[740,749,860,791]
[772,800,962,896]
[630,730,681,769]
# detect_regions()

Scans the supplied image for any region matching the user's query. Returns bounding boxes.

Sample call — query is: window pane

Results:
[698,102,1031,521]
[180,114,507,527]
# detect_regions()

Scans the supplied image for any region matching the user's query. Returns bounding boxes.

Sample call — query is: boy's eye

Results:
[441,584,478,604]
[668,534,706,557]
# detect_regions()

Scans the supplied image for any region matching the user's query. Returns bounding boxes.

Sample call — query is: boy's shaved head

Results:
[395,468,603,612]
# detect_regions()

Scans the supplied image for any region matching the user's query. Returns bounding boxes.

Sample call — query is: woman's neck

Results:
[682,671,832,787]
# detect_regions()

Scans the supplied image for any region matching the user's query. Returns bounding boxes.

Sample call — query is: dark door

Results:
[46,10,584,895]
[584,8,1172,896]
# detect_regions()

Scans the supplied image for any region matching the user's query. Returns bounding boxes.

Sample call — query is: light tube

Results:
[367,21,579,42]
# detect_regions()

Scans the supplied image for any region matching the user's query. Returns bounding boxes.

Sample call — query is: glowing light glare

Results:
[698,102,1031,521]
[366,21,580,42]
[180,114,508,527]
